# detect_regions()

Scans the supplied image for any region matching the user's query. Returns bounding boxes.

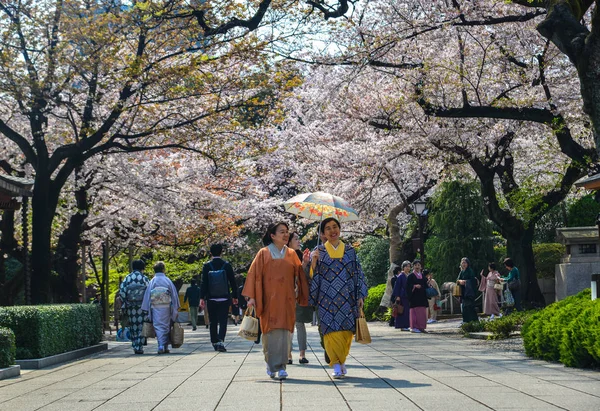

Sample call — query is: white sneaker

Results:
[498,313,503,318]
[332,364,343,379]
[277,370,288,380]
[341,364,347,376]
[427,319,433,324]
[490,314,495,320]
[411,329,421,333]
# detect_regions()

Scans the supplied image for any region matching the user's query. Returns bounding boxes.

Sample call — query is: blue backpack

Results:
[208,262,229,297]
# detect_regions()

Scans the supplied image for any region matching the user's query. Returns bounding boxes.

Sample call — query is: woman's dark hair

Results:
[412,259,422,266]
[393,266,402,275]
[503,257,514,268]
[262,222,289,246]
[319,217,340,234]
[131,259,145,271]
[489,262,497,270]
[461,257,471,266]
[423,269,431,276]
[287,231,299,246]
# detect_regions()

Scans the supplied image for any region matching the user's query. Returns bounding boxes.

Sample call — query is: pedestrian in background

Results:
[141,261,180,354]
[425,269,441,324]
[481,263,502,318]
[502,258,523,313]
[184,279,201,330]
[119,259,149,354]
[200,244,238,352]
[458,257,479,323]
[392,262,411,331]
[406,259,428,333]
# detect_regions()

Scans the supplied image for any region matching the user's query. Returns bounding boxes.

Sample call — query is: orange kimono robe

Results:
[242,246,309,334]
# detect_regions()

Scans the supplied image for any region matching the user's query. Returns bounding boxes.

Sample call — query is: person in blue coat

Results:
[392,261,411,331]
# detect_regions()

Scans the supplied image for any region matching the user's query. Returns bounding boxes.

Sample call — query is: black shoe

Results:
[217,345,227,352]
[134,350,144,354]
[192,327,197,331]
[288,359,293,365]
[299,358,309,364]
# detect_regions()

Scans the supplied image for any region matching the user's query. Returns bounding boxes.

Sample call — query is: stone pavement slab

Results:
[0,320,598,411]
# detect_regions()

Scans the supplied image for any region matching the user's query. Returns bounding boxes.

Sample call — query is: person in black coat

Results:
[406,259,428,333]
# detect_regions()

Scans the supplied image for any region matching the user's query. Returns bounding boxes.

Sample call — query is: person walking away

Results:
[288,232,312,364]
[119,259,149,354]
[388,266,401,326]
[200,244,238,352]
[406,259,428,333]
[141,261,180,354]
[501,258,523,313]
[310,218,367,379]
[481,263,502,318]
[425,269,441,324]
[392,262,411,331]
[243,222,309,380]
[184,279,201,330]
[458,257,479,323]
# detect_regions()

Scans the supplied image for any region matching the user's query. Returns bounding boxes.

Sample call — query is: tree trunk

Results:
[505,226,545,307]
[52,184,89,303]
[30,176,59,304]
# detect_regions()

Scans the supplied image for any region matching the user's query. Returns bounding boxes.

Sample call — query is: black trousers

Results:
[207,300,230,344]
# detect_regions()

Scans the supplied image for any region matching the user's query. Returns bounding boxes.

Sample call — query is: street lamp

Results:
[413,200,428,267]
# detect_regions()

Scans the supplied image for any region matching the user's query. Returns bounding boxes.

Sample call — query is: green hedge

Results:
[522,289,600,368]
[0,304,102,359]
[460,310,535,339]
[0,327,16,368]
[364,284,387,321]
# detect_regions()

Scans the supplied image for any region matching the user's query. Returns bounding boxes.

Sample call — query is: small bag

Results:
[170,322,184,348]
[391,302,404,318]
[453,282,462,297]
[355,308,371,344]
[141,321,156,338]
[503,289,515,307]
[237,306,259,341]
[426,286,439,298]
[493,283,504,291]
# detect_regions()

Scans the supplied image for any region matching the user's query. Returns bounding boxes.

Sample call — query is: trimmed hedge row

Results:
[0,304,102,359]
[0,327,16,368]
[460,311,536,339]
[522,289,600,368]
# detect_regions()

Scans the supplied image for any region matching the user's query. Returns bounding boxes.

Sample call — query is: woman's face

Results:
[403,264,411,273]
[322,220,340,242]
[413,262,422,272]
[270,224,289,247]
[461,260,468,270]
[288,233,301,250]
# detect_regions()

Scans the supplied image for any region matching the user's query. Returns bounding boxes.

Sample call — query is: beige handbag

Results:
[355,308,372,344]
[141,322,156,338]
[170,323,184,348]
[237,306,259,341]
[493,283,504,291]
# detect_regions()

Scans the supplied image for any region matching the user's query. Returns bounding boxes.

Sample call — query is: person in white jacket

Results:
[141,261,180,354]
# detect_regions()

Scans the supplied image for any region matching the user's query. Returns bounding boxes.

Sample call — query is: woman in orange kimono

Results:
[243,222,309,380]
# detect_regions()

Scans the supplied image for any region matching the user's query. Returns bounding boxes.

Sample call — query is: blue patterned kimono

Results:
[309,243,368,336]
[119,270,150,352]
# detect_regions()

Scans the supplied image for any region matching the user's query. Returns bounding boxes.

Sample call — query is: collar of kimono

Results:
[413,271,423,279]
[324,240,345,259]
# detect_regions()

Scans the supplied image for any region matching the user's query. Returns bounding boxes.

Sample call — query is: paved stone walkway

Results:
[1,320,599,411]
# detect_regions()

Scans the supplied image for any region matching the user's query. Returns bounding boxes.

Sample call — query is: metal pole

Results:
[22,197,30,305]
[81,242,86,303]
[102,239,110,332]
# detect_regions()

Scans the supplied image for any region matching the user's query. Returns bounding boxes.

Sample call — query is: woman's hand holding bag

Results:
[238,306,260,341]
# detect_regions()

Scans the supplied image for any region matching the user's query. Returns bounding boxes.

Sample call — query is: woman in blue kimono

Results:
[119,259,149,354]
[142,261,180,354]
[309,217,368,379]
[392,261,411,331]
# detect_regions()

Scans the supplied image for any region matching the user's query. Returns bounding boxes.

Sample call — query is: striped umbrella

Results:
[283,192,359,223]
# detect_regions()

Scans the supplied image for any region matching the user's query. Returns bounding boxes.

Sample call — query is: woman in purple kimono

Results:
[142,261,180,354]
[392,261,411,331]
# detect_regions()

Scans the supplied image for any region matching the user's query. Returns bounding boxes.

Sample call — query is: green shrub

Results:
[0,327,16,368]
[364,284,387,321]
[485,311,535,339]
[522,289,600,367]
[460,321,485,334]
[532,243,564,279]
[0,304,102,359]
[356,236,390,287]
